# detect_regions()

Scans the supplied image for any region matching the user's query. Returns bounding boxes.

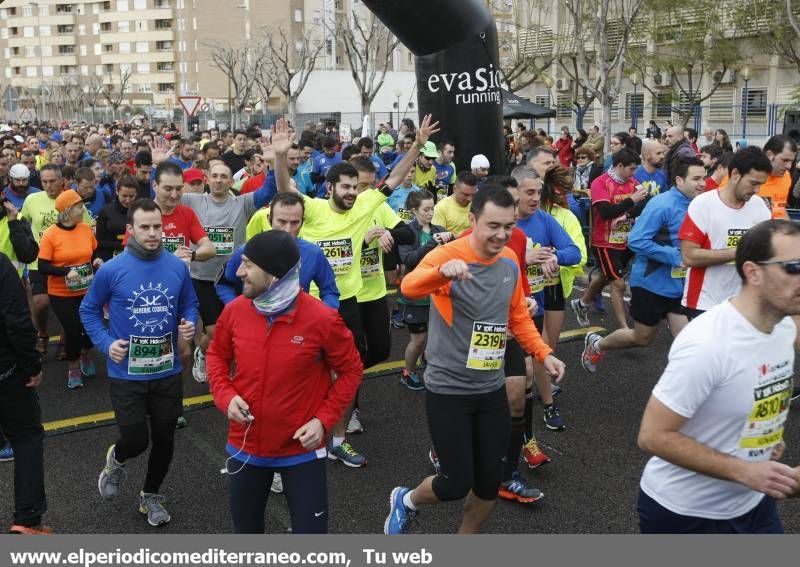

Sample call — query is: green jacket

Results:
[0,216,39,277]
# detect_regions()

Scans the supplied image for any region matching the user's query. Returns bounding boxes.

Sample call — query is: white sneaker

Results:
[270,473,284,494]
[192,346,207,383]
[346,409,364,434]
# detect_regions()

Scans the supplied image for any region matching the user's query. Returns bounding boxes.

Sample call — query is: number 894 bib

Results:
[128,334,175,376]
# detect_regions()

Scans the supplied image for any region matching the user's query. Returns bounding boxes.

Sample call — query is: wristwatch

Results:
[191,250,197,262]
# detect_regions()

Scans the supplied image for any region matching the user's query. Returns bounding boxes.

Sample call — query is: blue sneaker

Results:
[400,370,424,391]
[384,487,416,534]
[543,404,566,431]
[390,309,405,329]
[327,441,367,467]
[0,443,13,462]
[80,354,96,377]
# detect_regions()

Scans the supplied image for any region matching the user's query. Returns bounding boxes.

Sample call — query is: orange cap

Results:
[54,189,83,212]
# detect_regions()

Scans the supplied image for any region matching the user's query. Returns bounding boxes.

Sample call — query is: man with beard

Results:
[413,142,439,195]
[311,137,342,198]
[2,164,41,210]
[634,140,668,196]
[433,140,457,202]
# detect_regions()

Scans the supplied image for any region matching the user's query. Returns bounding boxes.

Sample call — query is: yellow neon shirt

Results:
[357,203,402,303]
[245,207,270,240]
[432,195,472,236]
[413,165,436,188]
[299,190,387,301]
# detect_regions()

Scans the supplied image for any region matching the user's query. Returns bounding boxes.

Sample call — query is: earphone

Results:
[220,412,254,475]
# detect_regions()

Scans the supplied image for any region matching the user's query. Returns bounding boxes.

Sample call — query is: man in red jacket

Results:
[207,230,362,534]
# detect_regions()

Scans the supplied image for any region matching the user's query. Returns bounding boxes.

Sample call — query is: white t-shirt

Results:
[678,190,770,311]
[640,300,796,519]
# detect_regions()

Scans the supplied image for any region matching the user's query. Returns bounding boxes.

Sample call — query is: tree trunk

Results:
[600,98,612,155]
[288,97,297,129]
[361,97,371,120]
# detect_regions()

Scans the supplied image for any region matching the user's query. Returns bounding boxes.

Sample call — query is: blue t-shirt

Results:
[312,152,342,197]
[79,249,200,381]
[2,186,41,210]
[634,166,668,196]
[168,156,194,171]
[386,185,421,220]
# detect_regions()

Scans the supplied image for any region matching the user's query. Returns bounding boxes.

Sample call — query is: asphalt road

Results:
[2,294,800,534]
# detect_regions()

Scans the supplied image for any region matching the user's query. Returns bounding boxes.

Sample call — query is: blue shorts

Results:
[638,489,783,534]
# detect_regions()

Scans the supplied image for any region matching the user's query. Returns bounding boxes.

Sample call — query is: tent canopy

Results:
[501,89,556,119]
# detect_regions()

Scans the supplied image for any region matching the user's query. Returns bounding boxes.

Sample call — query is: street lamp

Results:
[631,73,639,131]
[394,89,401,130]
[741,66,750,141]
[28,1,44,121]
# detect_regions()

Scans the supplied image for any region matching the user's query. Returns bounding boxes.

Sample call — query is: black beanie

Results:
[243,230,299,278]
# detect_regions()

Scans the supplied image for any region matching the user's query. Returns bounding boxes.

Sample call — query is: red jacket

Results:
[207,292,362,458]
[554,137,575,168]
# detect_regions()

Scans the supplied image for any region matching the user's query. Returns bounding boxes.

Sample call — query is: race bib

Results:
[205,226,234,255]
[526,264,545,294]
[162,235,184,253]
[466,322,507,370]
[670,266,687,279]
[66,262,93,292]
[738,377,792,451]
[545,273,561,287]
[609,219,632,244]
[360,247,381,279]
[397,208,414,222]
[726,228,747,249]
[127,334,175,376]
[318,238,353,275]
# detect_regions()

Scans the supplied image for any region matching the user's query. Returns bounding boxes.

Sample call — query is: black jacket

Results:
[0,252,41,378]
[95,200,128,261]
[398,219,448,272]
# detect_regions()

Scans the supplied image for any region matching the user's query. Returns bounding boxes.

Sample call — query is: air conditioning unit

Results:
[712,69,734,84]
[653,72,671,87]
[555,78,571,92]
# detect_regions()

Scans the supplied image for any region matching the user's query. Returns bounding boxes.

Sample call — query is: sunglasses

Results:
[756,259,800,275]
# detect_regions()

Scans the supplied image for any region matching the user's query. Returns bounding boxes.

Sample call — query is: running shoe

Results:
[400,370,424,391]
[270,473,284,494]
[552,383,562,396]
[35,336,48,356]
[428,448,441,476]
[390,309,405,329]
[191,347,207,383]
[327,441,367,467]
[175,416,187,429]
[543,404,566,431]
[139,492,171,526]
[346,408,364,434]
[98,445,126,500]
[570,298,590,328]
[417,352,427,370]
[522,437,551,469]
[67,368,83,389]
[9,524,54,534]
[0,443,13,462]
[80,354,96,377]
[498,471,545,504]
[581,332,604,373]
[384,487,416,535]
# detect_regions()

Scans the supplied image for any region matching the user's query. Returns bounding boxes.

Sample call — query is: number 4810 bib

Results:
[467,322,507,370]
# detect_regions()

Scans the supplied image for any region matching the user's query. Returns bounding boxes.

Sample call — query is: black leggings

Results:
[229,458,328,534]
[358,296,391,369]
[114,417,177,494]
[426,386,510,502]
[48,295,92,362]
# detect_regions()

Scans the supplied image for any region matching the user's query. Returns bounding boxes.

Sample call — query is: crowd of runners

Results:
[0,115,799,535]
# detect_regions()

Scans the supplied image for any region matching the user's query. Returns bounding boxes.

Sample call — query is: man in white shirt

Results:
[678,147,772,319]
[637,219,800,533]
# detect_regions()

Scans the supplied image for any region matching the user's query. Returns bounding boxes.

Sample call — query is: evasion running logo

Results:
[425,64,502,106]
[126,282,174,332]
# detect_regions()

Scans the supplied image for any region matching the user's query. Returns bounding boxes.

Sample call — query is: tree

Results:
[263,26,324,126]
[101,66,132,120]
[628,0,742,127]
[251,40,276,114]
[563,0,647,153]
[204,41,257,128]
[81,75,104,123]
[736,0,800,73]
[559,53,599,130]
[332,9,400,117]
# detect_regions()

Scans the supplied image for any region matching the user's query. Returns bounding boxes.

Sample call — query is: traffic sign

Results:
[243,105,253,114]
[178,95,202,116]
[200,103,210,112]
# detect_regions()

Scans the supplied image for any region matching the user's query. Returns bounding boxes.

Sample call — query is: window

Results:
[9,27,18,37]
[80,45,87,56]
[295,40,303,51]
[0,29,7,40]
[625,91,644,121]
[120,63,132,74]
[60,65,77,74]
[42,46,52,56]
[118,21,130,33]
[25,46,36,58]
[119,42,131,53]
[156,41,172,51]
[56,4,72,14]
[192,17,196,30]
[77,3,85,15]
[137,62,150,73]
[157,62,173,72]
[81,65,88,76]
[11,47,20,56]
[58,25,75,35]
[40,25,51,36]
[4,68,10,79]
[13,67,21,76]
[42,66,54,77]
[105,63,114,73]
[100,22,112,32]
[39,5,49,16]
[26,66,37,77]
[135,0,148,8]
[79,25,86,35]
[102,1,111,11]
[24,27,35,38]
[654,91,673,119]
[312,9,321,23]
[93,23,100,35]
[137,83,152,93]
[95,64,104,76]
[744,87,768,119]
[92,3,100,14]
[155,19,172,30]
[0,9,6,19]
[326,39,332,55]
[136,41,148,53]
[294,9,302,22]
[158,82,175,93]
[2,48,8,59]
[117,0,129,10]
[94,44,102,55]
[104,44,114,53]
[136,20,148,31]
[555,94,572,119]
[58,45,75,54]
[22,5,33,17]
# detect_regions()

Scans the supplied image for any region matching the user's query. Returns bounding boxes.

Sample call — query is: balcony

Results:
[57,25,74,35]
[156,62,174,72]
[154,19,172,30]
[55,4,73,15]
[157,83,175,94]
[155,0,171,7]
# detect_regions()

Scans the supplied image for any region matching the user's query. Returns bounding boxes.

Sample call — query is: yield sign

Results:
[178,96,202,116]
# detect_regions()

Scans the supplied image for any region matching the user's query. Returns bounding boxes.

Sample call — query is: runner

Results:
[397,190,452,390]
[758,135,797,219]
[582,158,706,372]
[384,185,565,534]
[634,140,667,196]
[570,149,648,330]
[95,176,139,261]
[37,189,101,389]
[311,137,342,198]
[80,198,199,527]
[679,147,772,319]
[413,142,439,195]
[2,163,41,210]
[272,115,440,468]
[0,251,49,534]
[433,140,457,202]
[74,166,110,223]
[470,154,490,182]
[637,219,800,533]
[431,171,478,236]
[207,230,361,534]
